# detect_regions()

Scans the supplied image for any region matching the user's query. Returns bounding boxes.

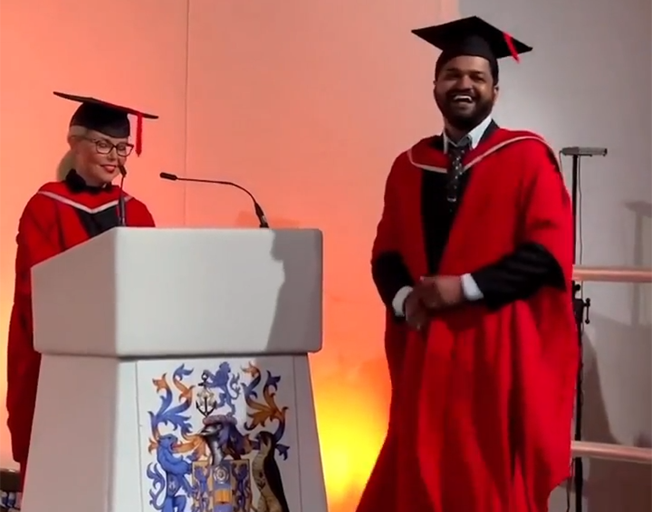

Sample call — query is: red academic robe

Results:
[6,177,155,488]
[359,129,578,512]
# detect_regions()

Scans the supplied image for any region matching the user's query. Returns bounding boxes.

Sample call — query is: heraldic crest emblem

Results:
[146,361,291,512]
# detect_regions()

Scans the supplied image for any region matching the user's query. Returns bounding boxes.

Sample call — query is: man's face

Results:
[434,55,498,132]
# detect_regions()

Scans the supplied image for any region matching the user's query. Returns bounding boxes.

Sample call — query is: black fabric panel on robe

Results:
[471,242,566,310]
[371,252,414,310]
[65,170,120,238]
[76,208,120,238]
[421,170,467,274]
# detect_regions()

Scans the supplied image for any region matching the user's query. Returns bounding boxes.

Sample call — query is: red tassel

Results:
[503,32,520,62]
[135,112,143,155]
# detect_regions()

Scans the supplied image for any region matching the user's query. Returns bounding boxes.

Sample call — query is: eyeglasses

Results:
[84,137,134,157]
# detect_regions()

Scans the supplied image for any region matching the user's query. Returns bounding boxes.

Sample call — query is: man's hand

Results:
[419,275,465,309]
[404,288,429,331]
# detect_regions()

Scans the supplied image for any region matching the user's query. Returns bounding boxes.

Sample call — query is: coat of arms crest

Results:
[146,362,291,512]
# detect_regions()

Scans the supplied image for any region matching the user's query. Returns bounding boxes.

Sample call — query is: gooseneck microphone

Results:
[160,172,269,228]
[117,165,128,226]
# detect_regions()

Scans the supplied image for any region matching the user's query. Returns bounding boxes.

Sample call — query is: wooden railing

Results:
[572,440,652,464]
[571,265,651,465]
[573,265,652,284]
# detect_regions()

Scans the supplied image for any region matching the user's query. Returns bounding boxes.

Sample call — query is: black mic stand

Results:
[570,154,589,512]
[561,147,607,512]
[159,172,270,228]
[117,165,128,226]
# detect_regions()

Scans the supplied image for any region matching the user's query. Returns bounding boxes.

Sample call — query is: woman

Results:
[5,91,158,489]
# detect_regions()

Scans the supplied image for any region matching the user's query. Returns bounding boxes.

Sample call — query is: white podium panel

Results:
[23,355,327,512]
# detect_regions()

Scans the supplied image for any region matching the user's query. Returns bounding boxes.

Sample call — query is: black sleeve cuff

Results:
[371,251,413,311]
[472,242,565,310]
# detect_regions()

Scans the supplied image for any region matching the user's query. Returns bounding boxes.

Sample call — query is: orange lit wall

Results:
[0,1,456,510]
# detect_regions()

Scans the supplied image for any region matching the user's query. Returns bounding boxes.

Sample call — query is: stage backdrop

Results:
[2,0,650,511]
[0,1,457,511]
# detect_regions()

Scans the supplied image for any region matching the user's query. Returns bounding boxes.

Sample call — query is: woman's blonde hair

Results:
[55,125,88,181]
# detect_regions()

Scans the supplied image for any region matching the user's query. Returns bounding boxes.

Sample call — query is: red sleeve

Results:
[371,154,405,260]
[13,194,63,295]
[6,193,63,464]
[127,198,156,227]
[519,141,574,284]
[370,154,412,390]
[469,142,573,307]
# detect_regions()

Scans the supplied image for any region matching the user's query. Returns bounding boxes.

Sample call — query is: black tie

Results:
[446,137,471,205]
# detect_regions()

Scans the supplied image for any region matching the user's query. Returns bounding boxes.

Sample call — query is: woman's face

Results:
[70,129,133,186]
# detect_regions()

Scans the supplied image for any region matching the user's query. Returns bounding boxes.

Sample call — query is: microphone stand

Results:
[159,172,269,228]
[561,147,607,512]
[118,165,127,226]
[570,152,589,512]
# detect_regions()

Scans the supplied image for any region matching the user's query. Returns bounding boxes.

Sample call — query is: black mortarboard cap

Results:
[54,91,158,155]
[412,16,532,78]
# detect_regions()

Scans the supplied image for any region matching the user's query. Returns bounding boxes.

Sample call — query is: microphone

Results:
[160,172,269,228]
[117,165,128,226]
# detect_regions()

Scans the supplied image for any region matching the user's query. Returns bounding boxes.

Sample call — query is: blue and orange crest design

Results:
[146,362,291,512]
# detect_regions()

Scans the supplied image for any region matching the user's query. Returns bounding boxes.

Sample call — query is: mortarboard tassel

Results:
[503,32,520,62]
[135,112,143,155]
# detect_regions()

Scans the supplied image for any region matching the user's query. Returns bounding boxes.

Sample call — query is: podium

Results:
[23,228,327,512]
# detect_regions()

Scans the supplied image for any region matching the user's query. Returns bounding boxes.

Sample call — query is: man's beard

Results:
[436,93,494,133]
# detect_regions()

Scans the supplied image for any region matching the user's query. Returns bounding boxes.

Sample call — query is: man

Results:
[358,16,578,512]
[6,91,157,489]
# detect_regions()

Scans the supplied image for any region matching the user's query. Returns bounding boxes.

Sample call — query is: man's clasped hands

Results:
[404,275,465,331]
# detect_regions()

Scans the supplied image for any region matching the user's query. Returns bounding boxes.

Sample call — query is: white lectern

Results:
[24,228,327,512]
